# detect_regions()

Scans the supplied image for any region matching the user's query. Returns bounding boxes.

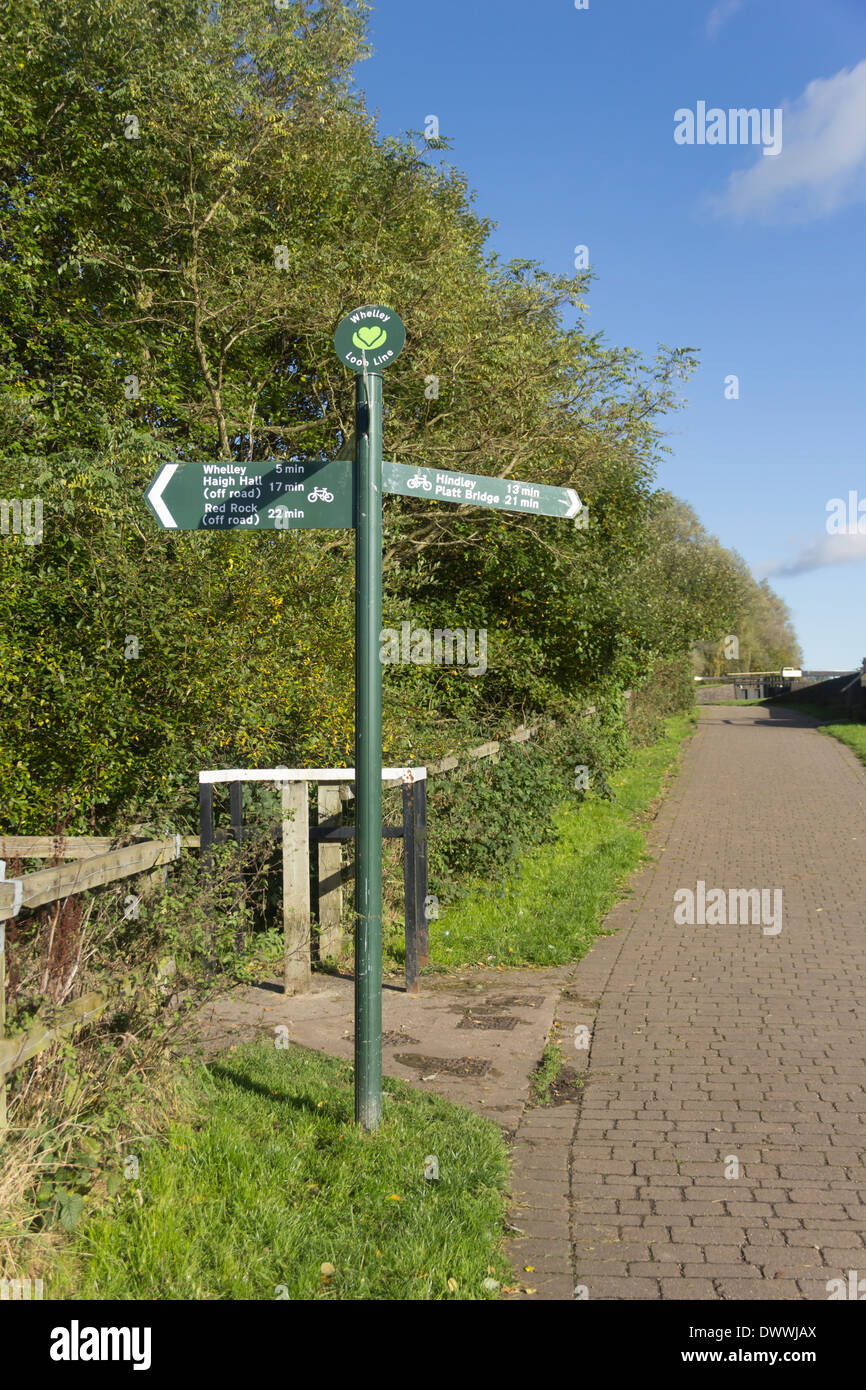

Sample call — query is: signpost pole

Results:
[354,367,383,1130]
[333,303,406,1132]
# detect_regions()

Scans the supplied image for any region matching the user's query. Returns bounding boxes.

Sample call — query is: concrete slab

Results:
[184,965,569,1136]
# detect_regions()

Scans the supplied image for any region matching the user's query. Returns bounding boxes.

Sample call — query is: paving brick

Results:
[753,1252,827,1277]
[582,1276,662,1300]
[504,1272,577,1301]
[515,1219,569,1240]
[742,1228,787,1246]
[685,1262,762,1279]
[658,1278,719,1299]
[717,1279,805,1301]
[649,1244,706,1263]
[816,1245,866,1264]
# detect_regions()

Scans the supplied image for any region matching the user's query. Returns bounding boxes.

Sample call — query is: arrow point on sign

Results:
[147,464,178,528]
[565,488,582,519]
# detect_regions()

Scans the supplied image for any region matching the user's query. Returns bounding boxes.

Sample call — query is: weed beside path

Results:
[429,712,697,970]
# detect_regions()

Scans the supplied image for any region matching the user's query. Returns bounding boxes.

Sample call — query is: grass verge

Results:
[428,711,697,969]
[51,1042,509,1301]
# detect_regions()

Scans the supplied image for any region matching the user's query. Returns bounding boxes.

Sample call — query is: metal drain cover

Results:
[458,1013,520,1031]
[486,995,545,1010]
[393,1053,492,1077]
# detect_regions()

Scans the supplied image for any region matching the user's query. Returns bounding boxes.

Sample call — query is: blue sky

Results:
[355,0,866,670]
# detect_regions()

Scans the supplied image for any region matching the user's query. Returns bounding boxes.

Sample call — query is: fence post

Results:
[415,777,429,971]
[229,781,243,846]
[282,781,311,995]
[0,917,6,1136]
[402,776,418,994]
[317,784,345,962]
[229,781,245,953]
[199,782,214,867]
[199,781,215,973]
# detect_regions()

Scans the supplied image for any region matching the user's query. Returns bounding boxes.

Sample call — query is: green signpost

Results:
[382,460,582,520]
[144,301,585,1132]
[333,304,407,1130]
[144,458,353,531]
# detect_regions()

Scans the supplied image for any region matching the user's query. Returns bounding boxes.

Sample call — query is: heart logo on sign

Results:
[335,306,404,372]
[353,326,388,350]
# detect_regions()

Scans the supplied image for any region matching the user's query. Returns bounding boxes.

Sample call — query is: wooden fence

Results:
[196,714,600,996]
[199,768,429,995]
[0,837,182,1132]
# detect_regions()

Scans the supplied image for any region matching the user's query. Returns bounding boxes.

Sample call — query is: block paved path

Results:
[508,704,866,1300]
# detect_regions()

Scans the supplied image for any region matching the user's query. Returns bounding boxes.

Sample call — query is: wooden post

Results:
[282,781,311,994]
[317,784,345,962]
[229,781,245,953]
[230,782,243,846]
[1,917,6,1136]
[199,783,215,867]
[199,782,215,974]
[402,777,418,994]
[0,855,13,1136]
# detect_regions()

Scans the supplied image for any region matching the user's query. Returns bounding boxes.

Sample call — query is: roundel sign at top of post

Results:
[334,305,406,373]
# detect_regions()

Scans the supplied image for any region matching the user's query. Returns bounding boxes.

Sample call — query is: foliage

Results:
[625,655,696,747]
[0,0,791,838]
[429,712,696,969]
[0,0,799,844]
[425,706,625,902]
[656,496,804,676]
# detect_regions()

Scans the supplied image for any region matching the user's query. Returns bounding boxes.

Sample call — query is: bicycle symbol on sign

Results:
[307,486,334,503]
[406,472,433,491]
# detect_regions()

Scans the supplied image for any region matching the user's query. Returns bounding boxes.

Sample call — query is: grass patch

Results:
[530,1041,564,1107]
[51,1042,509,1301]
[429,712,696,969]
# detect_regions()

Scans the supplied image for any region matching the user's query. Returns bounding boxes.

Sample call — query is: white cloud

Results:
[708,60,866,222]
[759,531,866,578]
[706,0,745,39]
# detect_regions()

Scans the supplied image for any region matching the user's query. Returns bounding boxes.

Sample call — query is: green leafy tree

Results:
[0,0,800,834]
